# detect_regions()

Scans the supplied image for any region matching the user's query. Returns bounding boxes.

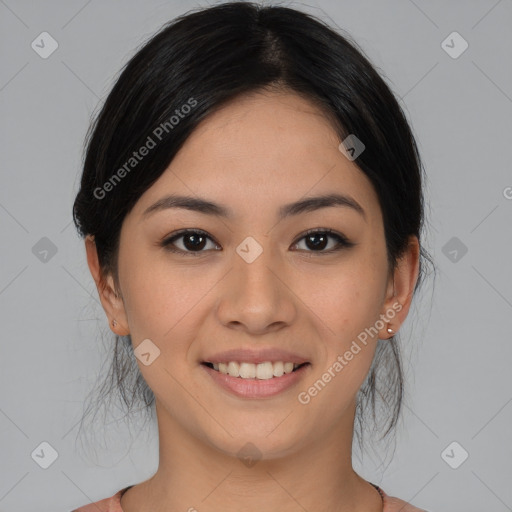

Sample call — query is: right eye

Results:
[160,229,221,256]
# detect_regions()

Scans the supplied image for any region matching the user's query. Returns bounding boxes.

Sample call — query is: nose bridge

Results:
[216,236,296,332]
[237,243,277,297]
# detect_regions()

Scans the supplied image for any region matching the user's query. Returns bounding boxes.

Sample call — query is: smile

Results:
[202,361,309,380]
[201,361,311,399]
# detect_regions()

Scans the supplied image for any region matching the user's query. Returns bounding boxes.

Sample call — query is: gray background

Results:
[1,0,511,510]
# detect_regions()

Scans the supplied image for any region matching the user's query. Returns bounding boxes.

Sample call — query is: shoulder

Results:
[70,486,131,512]
[381,488,428,512]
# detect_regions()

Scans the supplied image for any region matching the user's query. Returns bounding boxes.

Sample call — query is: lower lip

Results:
[201,363,311,399]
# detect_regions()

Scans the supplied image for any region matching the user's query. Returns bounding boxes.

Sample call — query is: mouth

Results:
[201,361,310,380]
[201,359,311,399]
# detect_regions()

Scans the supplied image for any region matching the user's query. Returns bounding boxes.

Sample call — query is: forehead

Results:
[130,91,381,225]
[187,90,341,164]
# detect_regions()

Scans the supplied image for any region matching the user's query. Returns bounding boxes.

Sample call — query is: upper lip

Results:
[202,348,310,365]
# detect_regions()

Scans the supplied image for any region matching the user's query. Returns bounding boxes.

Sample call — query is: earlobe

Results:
[85,235,130,336]
[380,235,420,339]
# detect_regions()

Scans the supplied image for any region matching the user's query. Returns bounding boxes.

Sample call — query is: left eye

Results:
[161,228,353,256]
[292,229,352,253]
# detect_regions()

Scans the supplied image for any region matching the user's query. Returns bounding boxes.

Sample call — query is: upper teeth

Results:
[212,361,301,379]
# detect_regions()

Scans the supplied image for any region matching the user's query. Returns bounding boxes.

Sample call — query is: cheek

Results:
[304,280,382,411]
[117,255,202,390]
[120,268,166,334]
[304,254,387,381]
[117,244,179,338]
[312,261,385,336]
[118,247,217,349]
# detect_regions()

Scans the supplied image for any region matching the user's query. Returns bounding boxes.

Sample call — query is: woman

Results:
[71,2,432,510]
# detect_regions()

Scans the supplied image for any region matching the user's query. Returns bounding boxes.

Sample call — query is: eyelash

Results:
[160,228,355,257]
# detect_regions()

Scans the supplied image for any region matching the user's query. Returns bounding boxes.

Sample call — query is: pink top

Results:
[71,484,427,511]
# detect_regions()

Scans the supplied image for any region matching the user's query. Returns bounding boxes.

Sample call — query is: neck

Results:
[125,399,383,512]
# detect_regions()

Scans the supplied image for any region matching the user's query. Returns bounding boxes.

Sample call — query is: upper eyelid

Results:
[165,228,220,245]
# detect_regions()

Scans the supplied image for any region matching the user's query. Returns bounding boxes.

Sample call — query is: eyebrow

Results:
[142,193,366,221]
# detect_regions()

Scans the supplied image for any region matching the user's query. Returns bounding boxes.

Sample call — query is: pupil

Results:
[307,233,327,250]
[185,233,206,251]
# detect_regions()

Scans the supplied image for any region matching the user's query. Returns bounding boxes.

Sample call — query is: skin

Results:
[85,90,420,512]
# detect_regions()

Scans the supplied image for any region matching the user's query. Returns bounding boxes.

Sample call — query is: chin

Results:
[202,424,308,464]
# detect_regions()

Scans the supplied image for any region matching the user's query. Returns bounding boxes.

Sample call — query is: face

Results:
[91,90,416,459]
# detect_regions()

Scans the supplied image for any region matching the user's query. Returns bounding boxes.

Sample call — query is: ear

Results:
[379,235,420,339]
[85,235,130,336]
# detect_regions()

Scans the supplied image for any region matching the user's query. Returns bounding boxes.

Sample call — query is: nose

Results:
[215,242,297,335]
